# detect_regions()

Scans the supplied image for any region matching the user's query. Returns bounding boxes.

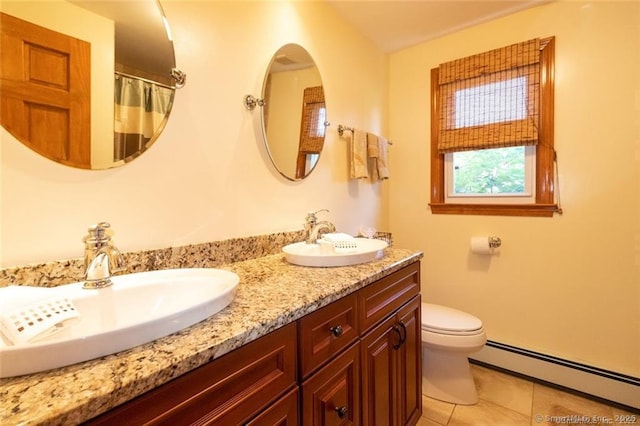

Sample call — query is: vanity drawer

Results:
[87,322,297,425]
[358,262,420,334]
[298,292,358,379]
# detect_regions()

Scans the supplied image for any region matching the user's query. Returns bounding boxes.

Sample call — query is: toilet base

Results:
[422,346,479,405]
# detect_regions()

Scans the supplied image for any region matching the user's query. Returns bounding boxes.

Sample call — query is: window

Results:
[430,37,558,217]
[446,145,535,204]
[454,76,528,128]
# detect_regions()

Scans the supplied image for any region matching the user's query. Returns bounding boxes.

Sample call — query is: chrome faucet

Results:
[304,209,336,244]
[82,222,126,289]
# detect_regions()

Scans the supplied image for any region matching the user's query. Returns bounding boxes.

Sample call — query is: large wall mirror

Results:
[0,0,181,170]
[260,44,327,181]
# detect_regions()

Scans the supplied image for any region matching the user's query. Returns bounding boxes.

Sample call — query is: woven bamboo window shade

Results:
[298,86,326,153]
[438,38,541,153]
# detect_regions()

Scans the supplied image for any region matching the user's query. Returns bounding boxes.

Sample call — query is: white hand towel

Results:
[367,132,380,182]
[0,297,80,345]
[322,232,354,242]
[350,129,369,179]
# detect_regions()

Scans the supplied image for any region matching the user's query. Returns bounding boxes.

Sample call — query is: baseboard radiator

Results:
[469,340,640,410]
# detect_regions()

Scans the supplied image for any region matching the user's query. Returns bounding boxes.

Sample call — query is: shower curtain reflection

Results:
[114,75,173,161]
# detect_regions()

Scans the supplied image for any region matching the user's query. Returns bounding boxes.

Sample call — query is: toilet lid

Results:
[421,303,483,334]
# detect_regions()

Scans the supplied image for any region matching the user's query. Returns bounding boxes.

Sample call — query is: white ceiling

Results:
[70,0,175,81]
[324,0,550,53]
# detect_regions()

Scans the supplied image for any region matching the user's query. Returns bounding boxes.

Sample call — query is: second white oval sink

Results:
[0,268,239,378]
[283,237,388,267]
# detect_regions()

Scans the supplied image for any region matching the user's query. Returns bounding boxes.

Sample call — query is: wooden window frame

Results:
[429,37,558,217]
[296,86,325,179]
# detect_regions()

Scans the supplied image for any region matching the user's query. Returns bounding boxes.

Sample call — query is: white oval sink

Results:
[283,237,388,267]
[0,268,239,378]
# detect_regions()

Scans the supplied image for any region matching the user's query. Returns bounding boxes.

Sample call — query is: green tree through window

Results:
[452,146,525,194]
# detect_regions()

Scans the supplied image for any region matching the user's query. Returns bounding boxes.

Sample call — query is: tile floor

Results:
[417,363,639,426]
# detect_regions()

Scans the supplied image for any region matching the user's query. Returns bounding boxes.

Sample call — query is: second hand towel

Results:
[350,129,369,179]
[367,132,380,182]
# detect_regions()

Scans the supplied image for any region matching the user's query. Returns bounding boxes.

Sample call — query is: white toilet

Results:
[421,303,487,405]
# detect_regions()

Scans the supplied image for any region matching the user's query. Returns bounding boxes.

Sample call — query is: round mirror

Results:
[261,44,327,181]
[0,0,178,169]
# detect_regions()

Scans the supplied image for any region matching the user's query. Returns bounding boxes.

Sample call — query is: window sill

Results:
[429,203,560,217]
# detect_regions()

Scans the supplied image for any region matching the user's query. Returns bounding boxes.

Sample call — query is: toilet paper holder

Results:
[488,236,502,248]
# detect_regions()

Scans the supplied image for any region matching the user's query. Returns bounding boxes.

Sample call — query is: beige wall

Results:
[389,1,640,376]
[0,1,389,266]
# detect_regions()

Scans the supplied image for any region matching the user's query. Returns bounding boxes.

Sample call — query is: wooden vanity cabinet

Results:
[299,262,421,426]
[85,262,421,426]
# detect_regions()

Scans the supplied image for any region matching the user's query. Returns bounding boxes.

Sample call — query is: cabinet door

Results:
[360,314,398,425]
[301,342,361,425]
[361,296,422,426]
[395,297,422,425]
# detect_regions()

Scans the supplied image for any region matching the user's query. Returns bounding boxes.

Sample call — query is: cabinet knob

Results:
[335,406,348,419]
[330,325,343,337]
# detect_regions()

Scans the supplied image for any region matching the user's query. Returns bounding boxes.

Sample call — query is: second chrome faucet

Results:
[304,209,336,244]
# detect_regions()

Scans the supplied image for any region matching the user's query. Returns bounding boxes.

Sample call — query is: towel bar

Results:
[337,124,354,136]
[337,124,393,145]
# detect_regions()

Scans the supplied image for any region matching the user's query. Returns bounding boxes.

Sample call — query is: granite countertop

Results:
[0,247,422,425]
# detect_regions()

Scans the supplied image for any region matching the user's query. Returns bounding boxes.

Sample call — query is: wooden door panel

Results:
[27,43,70,88]
[29,104,70,161]
[0,12,91,168]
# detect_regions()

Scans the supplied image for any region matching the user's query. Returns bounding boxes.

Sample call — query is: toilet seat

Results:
[422,303,483,336]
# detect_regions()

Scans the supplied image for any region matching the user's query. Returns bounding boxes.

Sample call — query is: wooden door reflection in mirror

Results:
[0,12,91,168]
